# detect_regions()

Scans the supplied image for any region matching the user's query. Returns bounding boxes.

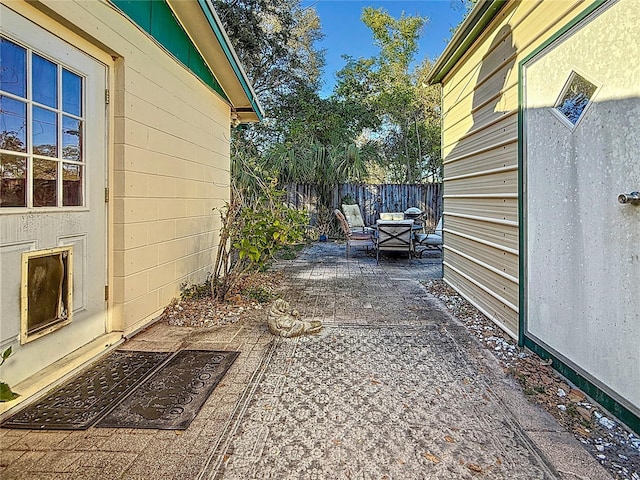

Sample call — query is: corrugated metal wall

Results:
[440,0,588,337]
[284,183,443,228]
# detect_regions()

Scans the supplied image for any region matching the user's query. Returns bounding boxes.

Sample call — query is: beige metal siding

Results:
[439,0,589,338]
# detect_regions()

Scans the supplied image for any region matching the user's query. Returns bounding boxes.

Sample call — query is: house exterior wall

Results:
[439,0,590,337]
[0,0,233,389]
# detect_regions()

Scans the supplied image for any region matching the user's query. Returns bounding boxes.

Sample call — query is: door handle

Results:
[618,191,640,205]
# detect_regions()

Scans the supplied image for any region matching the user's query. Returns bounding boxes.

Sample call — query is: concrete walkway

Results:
[0,242,611,479]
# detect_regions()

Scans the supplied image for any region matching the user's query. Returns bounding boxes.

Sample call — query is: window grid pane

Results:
[33,158,57,207]
[0,95,27,152]
[62,163,82,206]
[32,54,58,109]
[0,153,27,207]
[0,37,27,97]
[62,69,82,116]
[62,115,82,161]
[32,106,58,158]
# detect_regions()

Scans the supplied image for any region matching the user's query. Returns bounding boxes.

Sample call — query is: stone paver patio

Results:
[0,242,611,479]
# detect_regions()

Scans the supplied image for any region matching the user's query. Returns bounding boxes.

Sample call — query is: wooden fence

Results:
[283,183,443,228]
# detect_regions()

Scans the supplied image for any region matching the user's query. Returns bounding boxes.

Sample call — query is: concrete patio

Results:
[0,242,611,479]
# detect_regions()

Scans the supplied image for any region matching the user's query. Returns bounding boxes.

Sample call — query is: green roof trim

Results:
[111,0,228,100]
[195,0,264,121]
[427,0,509,84]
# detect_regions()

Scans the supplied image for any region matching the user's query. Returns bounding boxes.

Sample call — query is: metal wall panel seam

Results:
[441,62,517,121]
[443,276,517,338]
[444,109,518,145]
[445,229,518,256]
[444,193,519,198]
[444,164,518,182]
[443,261,518,314]
[511,0,588,64]
[470,83,518,116]
[444,137,518,165]
[445,244,518,284]
[443,265,518,332]
[444,211,518,227]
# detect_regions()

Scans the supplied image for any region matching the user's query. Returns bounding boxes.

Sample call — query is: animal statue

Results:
[267,299,322,338]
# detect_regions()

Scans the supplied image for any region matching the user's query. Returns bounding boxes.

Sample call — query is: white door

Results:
[0,6,107,384]
[522,0,639,418]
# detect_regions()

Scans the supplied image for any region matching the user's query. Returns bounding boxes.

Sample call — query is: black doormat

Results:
[95,350,239,430]
[1,351,171,430]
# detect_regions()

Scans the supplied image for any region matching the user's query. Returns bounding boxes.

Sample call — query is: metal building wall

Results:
[440,0,589,337]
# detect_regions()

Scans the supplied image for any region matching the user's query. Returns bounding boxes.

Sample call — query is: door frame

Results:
[517,0,638,433]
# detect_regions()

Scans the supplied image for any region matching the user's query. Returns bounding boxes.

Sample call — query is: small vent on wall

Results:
[553,70,598,129]
[21,247,73,344]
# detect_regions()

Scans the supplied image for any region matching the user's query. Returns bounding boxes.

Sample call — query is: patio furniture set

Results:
[334,205,443,264]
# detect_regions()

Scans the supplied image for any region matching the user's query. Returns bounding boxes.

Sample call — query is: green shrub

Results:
[0,347,19,402]
[212,182,309,301]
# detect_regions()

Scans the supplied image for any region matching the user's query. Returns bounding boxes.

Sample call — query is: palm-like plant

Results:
[267,139,369,236]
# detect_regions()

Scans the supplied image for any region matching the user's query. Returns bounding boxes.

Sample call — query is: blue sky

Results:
[303,0,468,97]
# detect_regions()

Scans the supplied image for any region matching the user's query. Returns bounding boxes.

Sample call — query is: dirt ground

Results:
[158,270,639,480]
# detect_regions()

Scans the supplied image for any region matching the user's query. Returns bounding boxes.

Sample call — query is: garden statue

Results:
[267,299,322,338]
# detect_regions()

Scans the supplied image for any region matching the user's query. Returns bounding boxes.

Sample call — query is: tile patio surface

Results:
[0,242,611,479]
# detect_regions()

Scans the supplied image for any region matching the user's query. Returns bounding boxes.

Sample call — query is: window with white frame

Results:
[553,70,598,128]
[1,36,85,208]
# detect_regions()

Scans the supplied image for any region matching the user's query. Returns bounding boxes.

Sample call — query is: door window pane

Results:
[33,159,57,207]
[0,38,26,97]
[62,163,82,206]
[32,54,57,108]
[0,153,26,207]
[62,69,82,116]
[0,95,27,152]
[33,106,57,157]
[62,115,82,161]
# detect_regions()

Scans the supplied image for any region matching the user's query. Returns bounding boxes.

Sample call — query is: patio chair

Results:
[341,204,374,233]
[415,217,443,256]
[376,219,414,264]
[334,209,375,258]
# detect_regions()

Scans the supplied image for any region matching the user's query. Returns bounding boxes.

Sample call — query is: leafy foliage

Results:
[233,190,308,265]
[180,278,212,302]
[0,347,19,402]
[211,179,309,301]
[212,0,323,101]
[334,7,442,183]
[212,1,446,287]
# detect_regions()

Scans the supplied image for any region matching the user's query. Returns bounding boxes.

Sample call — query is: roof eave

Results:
[427,0,509,85]
[167,0,264,122]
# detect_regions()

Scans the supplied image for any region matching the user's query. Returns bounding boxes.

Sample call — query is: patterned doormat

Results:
[96,349,239,430]
[1,350,170,430]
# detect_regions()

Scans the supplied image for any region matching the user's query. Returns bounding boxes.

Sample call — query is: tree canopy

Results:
[213,0,443,189]
[334,7,441,183]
